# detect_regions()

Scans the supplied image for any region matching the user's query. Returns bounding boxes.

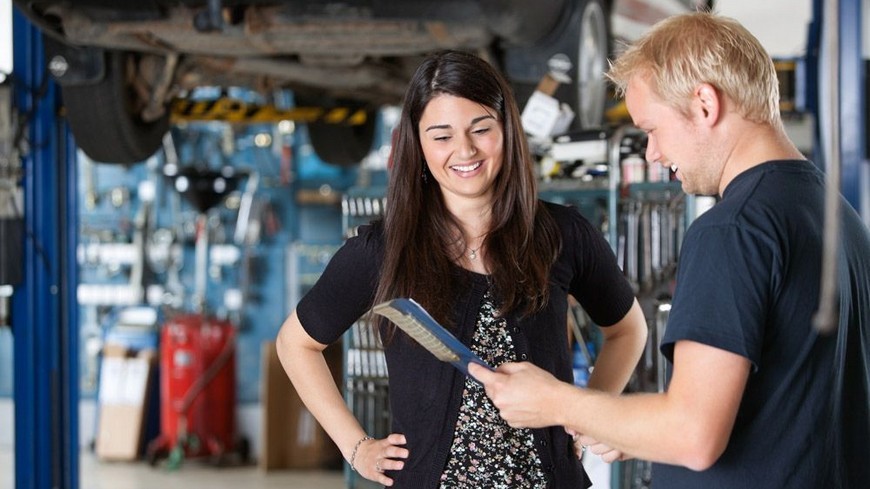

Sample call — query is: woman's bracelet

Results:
[349,435,374,472]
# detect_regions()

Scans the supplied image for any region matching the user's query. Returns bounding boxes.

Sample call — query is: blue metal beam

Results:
[837,0,866,213]
[12,8,79,489]
[807,0,867,219]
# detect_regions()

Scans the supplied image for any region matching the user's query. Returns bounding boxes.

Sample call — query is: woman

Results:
[276,50,647,488]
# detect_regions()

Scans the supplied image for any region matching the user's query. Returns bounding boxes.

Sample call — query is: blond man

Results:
[472,11,870,489]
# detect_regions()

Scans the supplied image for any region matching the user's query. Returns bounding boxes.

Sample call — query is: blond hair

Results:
[607,11,780,126]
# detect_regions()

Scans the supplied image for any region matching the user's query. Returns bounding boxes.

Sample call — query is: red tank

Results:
[147,313,239,466]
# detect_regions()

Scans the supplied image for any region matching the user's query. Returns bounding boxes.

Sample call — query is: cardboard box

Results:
[95,345,156,461]
[259,340,343,471]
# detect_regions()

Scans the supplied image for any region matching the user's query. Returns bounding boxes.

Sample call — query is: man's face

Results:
[625,75,723,196]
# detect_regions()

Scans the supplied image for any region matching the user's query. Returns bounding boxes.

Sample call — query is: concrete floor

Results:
[1,449,347,489]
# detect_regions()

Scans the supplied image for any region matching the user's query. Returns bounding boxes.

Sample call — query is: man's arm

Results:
[470,339,750,470]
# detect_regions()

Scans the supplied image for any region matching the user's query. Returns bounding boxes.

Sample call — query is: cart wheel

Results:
[205,437,226,467]
[145,436,169,467]
[209,452,227,467]
[166,445,185,471]
[147,446,168,467]
[236,436,251,464]
[186,433,202,454]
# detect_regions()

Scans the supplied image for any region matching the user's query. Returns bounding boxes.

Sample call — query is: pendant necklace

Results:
[469,246,480,260]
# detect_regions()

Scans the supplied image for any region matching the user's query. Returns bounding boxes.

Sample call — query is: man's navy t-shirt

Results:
[655,160,870,488]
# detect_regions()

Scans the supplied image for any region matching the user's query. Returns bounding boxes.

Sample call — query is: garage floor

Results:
[0,448,345,489]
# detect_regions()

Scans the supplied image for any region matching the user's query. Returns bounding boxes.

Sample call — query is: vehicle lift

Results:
[10,6,79,489]
[7,1,866,488]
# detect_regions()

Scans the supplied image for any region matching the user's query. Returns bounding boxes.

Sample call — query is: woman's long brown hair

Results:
[373,50,561,334]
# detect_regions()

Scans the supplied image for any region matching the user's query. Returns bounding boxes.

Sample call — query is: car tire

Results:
[569,0,610,129]
[305,107,377,167]
[501,0,611,132]
[62,50,169,164]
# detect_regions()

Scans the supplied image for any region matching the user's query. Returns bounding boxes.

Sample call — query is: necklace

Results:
[469,246,480,260]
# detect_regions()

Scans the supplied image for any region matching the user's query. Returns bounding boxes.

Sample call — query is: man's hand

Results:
[569,430,633,463]
[468,361,564,428]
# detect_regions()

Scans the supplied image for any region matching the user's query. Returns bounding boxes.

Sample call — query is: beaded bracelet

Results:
[349,435,374,472]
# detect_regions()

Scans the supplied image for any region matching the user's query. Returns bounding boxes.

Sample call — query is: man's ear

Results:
[694,83,720,127]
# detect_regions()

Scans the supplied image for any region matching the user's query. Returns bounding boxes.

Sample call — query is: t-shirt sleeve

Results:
[562,206,636,327]
[661,223,774,370]
[296,225,383,345]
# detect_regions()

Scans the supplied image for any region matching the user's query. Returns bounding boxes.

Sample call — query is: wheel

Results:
[306,111,377,166]
[145,436,169,467]
[570,0,610,128]
[147,446,168,467]
[61,50,169,164]
[235,436,251,464]
[297,96,377,167]
[501,0,611,132]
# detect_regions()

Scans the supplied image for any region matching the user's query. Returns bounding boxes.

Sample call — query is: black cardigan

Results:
[297,201,635,488]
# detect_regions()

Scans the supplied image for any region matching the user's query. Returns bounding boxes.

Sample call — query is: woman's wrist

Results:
[349,435,374,471]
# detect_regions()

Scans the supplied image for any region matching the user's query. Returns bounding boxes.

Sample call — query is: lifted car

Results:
[13,0,708,165]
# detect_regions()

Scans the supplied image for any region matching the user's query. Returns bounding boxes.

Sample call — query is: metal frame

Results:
[810,0,866,216]
[12,8,79,489]
[835,0,866,215]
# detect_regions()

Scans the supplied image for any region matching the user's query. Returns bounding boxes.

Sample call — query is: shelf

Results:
[618,181,685,204]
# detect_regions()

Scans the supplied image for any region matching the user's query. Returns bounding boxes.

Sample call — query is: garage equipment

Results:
[0,81,23,289]
[340,188,389,489]
[149,312,239,467]
[146,166,247,468]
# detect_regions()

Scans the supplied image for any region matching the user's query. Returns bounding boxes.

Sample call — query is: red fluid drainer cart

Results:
[146,312,239,466]
[147,166,249,468]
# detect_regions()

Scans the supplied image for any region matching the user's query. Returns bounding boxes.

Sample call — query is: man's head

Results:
[607,11,780,128]
[606,12,783,196]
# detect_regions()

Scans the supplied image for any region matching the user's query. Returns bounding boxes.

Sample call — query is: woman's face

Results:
[417,94,504,205]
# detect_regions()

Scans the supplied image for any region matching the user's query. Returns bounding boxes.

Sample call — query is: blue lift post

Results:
[11,8,79,489]
[809,0,867,215]
[835,0,866,214]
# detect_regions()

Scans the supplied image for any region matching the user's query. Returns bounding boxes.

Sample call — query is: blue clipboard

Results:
[372,298,493,377]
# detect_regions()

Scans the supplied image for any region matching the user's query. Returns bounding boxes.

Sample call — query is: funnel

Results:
[168,166,240,213]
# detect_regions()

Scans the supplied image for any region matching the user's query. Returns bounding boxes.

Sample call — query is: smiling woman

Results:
[275,50,648,489]
[418,94,505,216]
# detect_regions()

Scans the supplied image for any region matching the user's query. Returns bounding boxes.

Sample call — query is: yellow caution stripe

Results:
[170,98,369,125]
[774,59,799,113]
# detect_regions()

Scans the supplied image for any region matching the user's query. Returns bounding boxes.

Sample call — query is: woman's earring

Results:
[421,163,428,183]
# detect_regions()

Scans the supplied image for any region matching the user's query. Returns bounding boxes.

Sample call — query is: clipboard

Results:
[372,298,493,377]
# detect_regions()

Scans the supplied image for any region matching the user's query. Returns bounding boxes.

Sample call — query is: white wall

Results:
[716,0,812,57]
[0,400,12,448]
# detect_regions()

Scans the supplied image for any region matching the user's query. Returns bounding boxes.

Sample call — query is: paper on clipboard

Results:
[372,298,493,377]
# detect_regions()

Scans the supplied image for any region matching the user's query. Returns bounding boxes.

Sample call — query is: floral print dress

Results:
[439,290,547,488]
